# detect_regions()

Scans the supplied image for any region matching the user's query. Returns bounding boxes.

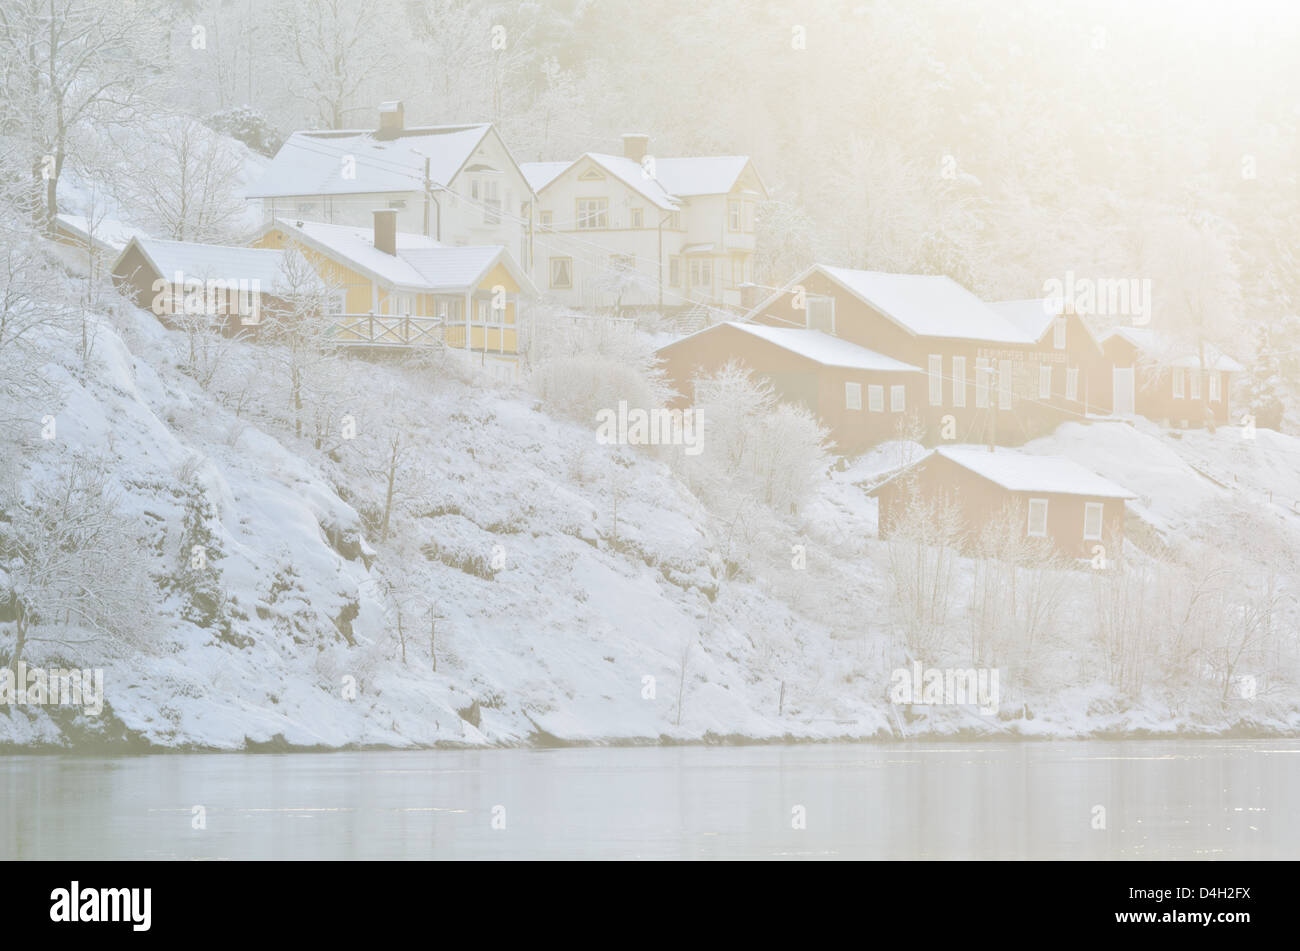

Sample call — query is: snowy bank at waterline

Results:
[3,298,1300,751]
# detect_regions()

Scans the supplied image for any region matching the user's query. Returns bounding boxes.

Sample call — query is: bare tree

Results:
[0,0,160,230]
[0,454,154,670]
[114,117,246,242]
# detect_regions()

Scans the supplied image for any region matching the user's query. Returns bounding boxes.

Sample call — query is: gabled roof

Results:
[520,161,569,193]
[1097,326,1245,372]
[748,265,1033,344]
[56,214,149,252]
[653,156,759,197]
[247,123,525,199]
[115,237,300,292]
[264,219,535,296]
[522,151,765,207]
[660,321,923,373]
[989,298,1104,352]
[868,446,1137,499]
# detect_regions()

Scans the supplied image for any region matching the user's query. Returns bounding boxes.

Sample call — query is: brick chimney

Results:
[621,133,650,164]
[378,100,404,135]
[373,208,397,256]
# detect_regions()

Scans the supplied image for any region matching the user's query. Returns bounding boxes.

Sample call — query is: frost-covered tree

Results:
[115,117,247,242]
[0,0,160,230]
[0,454,154,670]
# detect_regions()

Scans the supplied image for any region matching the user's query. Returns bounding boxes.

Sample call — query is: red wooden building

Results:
[656,321,923,451]
[868,446,1136,560]
[1092,327,1244,427]
[744,267,1102,445]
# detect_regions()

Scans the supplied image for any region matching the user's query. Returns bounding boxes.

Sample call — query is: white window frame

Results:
[1190,370,1201,400]
[1083,501,1104,541]
[1066,367,1079,402]
[1053,316,1067,350]
[951,357,966,408]
[1209,371,1221,402]
[1039,364,1052,399]
[845,381,862,411]
[806,296,834,333]
[577,197,608,230]
[1172,366,1185,399]
[868,384,884,413]
[998,359,1012,410]
[975,358,990,408]
[928,354,943,406]
[890,384,905,412]
[1027,498,1049,538]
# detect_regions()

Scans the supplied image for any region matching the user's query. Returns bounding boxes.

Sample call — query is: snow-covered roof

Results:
[520,161,569,193]
[1097,326,1245,372]
[524,152,764,206]
[267,218,534,295]
[818,267,1032,343]
[749,266,1033,344]
[119,237,299,292]
[935,446,1137,498]
[247,124,499,198]
[56,214,149,251]
[582,153,679,209]
[699,322,923,372]
[653,156,754,196]
[988,298,1057,341]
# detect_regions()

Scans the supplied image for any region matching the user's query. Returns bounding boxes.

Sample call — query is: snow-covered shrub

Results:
[0,454,156,667]
[205,106,284,157]
[675,362,830,515]
[879,480,962,656]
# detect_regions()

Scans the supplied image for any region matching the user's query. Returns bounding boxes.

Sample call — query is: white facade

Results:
[249,109,533,270]
[524,144,766,313]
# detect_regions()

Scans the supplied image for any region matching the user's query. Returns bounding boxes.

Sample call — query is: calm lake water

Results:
[2,741,1297,860]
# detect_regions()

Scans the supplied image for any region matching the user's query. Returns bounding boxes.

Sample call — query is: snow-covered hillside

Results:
[3,267,1300,749]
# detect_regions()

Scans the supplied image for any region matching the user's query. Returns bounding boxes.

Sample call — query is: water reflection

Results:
[0,741,1295,859]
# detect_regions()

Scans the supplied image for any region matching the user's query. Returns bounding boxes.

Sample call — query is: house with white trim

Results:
[246,102,534,271]
[521,134,766,313]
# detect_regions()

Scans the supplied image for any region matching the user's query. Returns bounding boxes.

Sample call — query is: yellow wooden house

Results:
[252,210,536,377]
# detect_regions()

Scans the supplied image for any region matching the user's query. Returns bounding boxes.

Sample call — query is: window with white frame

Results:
[1027,498,1049,537]
[690,258,713,287]
[577,198,608,229]
[1209,371,1221,402]
[952,357,966,408]
[479,179,501,224]
[728,200,741,232]
[1039,364,1052,399]
[868,384,884,412]
[890,384,905,412]
[1053,316,1067,350]
[539,210,553,230]
[998,359,1012,409]
[630,208,643,228]
[1173,367,1185,398]
[845,382,862,411]
[806,297,834,333]
[1066,367,1079,401]
[1190,370,1201,400]
[975,358,990,408]
[928,355,942,405]
[1083,501,1104,541]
